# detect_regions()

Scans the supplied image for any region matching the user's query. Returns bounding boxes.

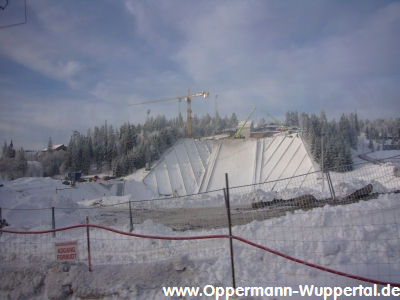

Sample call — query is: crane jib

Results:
[128,90,209,138]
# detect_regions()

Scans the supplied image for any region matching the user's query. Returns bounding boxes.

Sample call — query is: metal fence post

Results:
[52,207,56,238]
[224,173,236,289]
[86,216,92,272]
[129,201,134,232]
[326,171,336,201]
[0,207,2,236]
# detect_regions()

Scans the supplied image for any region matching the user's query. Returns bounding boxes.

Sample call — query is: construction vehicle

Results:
[129,89,209,138]
[234,107,256,138]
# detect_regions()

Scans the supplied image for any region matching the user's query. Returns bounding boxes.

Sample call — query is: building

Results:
[42,144,67,152]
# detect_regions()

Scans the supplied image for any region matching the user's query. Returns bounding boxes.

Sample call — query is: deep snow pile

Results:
[0,177,155,230]
[0,192,399,299]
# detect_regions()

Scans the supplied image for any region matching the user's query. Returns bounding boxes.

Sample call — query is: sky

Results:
[0,0,399,149]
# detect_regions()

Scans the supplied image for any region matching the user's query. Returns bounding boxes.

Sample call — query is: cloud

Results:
[0,33,82,83]
[1,0,399,149]
[174,1,400,118]
[0,20,84,89]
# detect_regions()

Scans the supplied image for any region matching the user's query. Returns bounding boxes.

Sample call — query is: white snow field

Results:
[1,138,400,299]
[144,133,317,197]
[0,182,399,299]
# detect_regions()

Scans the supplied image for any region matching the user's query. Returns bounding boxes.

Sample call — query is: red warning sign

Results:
[55,241,78,262]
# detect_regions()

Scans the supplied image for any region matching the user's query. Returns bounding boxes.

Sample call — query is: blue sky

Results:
[0,0,399,149]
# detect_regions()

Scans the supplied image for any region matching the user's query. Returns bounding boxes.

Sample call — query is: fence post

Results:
[129,201,134,232]
[0,207,2,236]
[86,216,92,272]
[51,207,56,238]
[326,171,336,201]
[224,173,236,289]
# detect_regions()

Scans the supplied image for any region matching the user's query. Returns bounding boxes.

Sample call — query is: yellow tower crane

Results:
[129,89,209,138]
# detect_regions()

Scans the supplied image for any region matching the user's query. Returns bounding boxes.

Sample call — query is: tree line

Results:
[0,113,238,180]
[299,111,359,171]
[1,111,399,179]
[286,111,400,171]
[0,141,27,180]
[362,118,400,150]
[65,113,238,177]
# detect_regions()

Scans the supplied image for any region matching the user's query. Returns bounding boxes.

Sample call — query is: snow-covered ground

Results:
[353,134,400,165]
[0,180,399,299]
[1,137,400,299]
[365,150,400,161]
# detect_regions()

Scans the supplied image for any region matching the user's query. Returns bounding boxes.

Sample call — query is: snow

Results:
[123,167,148,182]
[366,150,400,161]
[207,139,257,191]
[1,137,400,299]
[1,185,399,298]
[144,139,215,195]
[353,134,400,165]
[124,179,154,201]
[144,134,316,197]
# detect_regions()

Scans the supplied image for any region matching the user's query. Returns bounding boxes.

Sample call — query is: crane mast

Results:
[186,89,193,139]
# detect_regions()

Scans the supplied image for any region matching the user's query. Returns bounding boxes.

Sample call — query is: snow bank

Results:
[1,192,399,298]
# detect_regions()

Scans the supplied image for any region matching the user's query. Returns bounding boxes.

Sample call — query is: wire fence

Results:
[1,158,400,288]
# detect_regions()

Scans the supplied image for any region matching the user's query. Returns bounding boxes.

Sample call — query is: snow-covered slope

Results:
[143,134,316,196]
[143,138,213,196]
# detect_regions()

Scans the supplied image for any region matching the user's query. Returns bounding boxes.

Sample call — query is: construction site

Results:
[143,134,315,197]
[1,90,399,299]
[129,90,315,197]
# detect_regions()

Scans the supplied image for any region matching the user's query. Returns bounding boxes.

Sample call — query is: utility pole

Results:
[215,94,219,118]
[321,136,324,173]
[186,89,193,138]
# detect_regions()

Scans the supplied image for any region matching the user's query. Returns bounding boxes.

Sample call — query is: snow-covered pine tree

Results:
[2,141,8,158]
